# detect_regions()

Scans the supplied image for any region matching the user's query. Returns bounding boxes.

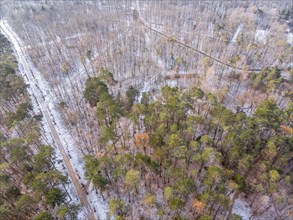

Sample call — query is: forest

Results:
[82,75,292,219]
[0,0,292,220]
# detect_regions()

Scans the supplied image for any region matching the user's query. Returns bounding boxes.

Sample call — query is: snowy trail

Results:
[0,20,108,220]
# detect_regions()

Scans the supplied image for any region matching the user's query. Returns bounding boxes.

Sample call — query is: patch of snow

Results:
[254,29,269,44]
[166,79,178,87]
[286,33,293,45]
[232,24,243,43]
[233,198,252,220]
[281,70,291,81]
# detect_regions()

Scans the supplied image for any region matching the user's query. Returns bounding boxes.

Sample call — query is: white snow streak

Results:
[232,24,243,44]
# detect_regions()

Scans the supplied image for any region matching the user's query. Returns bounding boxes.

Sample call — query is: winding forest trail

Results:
[0,20,96,220]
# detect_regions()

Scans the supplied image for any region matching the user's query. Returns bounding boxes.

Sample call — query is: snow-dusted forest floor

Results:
[1,0,292,219]
[0,20,108,220]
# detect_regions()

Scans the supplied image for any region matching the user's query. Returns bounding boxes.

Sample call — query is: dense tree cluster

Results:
[251,67,282,92]
[84,78,292,219]
[0,34,77,220]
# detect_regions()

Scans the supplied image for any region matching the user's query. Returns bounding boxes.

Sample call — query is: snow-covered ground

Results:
[254,29,269,44]
[0,20,109,220]
[286,32,293,45]
[233,198,252,220]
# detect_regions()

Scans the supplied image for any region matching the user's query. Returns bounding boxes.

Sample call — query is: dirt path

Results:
[0,20,96,220]
[43,109,96,219]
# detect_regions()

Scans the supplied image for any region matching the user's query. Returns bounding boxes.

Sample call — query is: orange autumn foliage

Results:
[192,200,205,213]
[95,151,105,158]
[280,125,293,135]
[134,133,149,148]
